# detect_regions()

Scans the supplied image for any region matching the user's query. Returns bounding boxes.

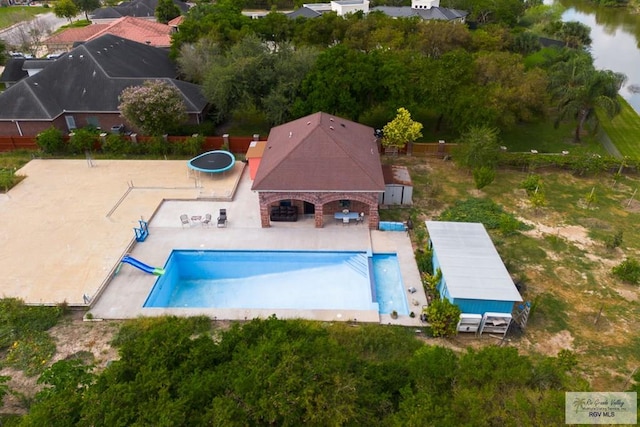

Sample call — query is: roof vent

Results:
[146,41,151,45]
[330,117,334,122]
[68,54,73,59]
[340,123,345,127]
[307,121,311,125]
[329,126,334,130]
[289,132,292,138]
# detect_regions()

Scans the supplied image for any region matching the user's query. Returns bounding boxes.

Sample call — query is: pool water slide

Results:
[121,255,165,276]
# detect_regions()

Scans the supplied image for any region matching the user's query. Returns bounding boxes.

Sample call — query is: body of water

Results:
[557,0,640,113]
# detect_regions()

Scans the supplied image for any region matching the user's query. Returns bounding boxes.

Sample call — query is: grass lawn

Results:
[598,96,640,159]
[0,6,47,30]
[384,155,640,390]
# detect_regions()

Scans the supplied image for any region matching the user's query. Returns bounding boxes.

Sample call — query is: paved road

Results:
[0,12,76,51]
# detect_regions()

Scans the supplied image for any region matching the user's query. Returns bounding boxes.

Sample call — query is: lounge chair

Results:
[357,212,364,224]
[201,213,212,227]
[180,214,190,228]
[217,209,227,228]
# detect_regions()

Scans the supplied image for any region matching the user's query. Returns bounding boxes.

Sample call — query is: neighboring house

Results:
[44,17,174,52]
[425,221,523,315]
[293,0,467,22]
[90,0,189,23]
[330,0,369,16]
[167,14,185,30]
[252,112,385,229]
[0,34,207,137]
[372,0,467,22]
[0,58,55,88]
[286,7,322,19]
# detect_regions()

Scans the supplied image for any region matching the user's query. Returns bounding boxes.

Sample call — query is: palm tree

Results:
[549,51,626,142]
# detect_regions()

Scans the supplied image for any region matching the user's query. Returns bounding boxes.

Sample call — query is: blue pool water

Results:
[144,250,408,315]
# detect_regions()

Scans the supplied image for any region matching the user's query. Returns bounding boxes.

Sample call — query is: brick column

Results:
[368,204,380,230]
[314,204,324,228]
[260,203,271,228]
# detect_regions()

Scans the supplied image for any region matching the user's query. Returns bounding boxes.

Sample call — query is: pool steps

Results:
[344,253,369,278]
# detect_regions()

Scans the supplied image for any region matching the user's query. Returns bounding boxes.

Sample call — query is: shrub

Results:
[415,247,433,274]
[36,127,65,154]
[605,230,623,250]
[425,298,461,337]
[146,136,170,157]
[472,166,496,189]
[68,128,99,154]
[612,258,640,284]
[520,174,542,195]
[101,133,131,155]
[4,331,57,376]
[438,198,531,232]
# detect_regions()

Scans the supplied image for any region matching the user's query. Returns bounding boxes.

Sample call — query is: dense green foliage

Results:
[13,316,582,425]
[437,197,530,234]
[611,258,640,284]
[168,2,613,145]
[425,297,461,337]
[155,0,181,24]
[36,127,65,154]
[0,298,63,376]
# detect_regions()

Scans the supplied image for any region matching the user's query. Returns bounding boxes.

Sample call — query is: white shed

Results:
[379,164,413,205]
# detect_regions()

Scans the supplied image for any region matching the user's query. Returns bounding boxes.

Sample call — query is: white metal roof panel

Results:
[425,221,523,302]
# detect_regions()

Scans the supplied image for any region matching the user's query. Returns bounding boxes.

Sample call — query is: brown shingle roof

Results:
[44,17,172,48]
[252,112,385,192]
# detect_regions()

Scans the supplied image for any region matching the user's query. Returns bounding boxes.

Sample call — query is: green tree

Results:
[425,298,461,337]
[155,0,181,24]
[118,80,188,136]
[549,51,625,142]
[72,0,100,21]
[53,0,79,24]
[36,127,65,154]
[454,125,501,170]
[381,107,423,151]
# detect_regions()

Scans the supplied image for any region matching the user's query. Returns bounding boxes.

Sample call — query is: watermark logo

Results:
[566,392,637,425]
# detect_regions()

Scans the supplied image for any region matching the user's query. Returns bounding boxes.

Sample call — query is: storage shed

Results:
[245,140,266,180]
[425,221,522,315]
[379,164,413,205]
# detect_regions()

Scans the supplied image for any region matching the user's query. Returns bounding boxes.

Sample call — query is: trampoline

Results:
[188,150,235,173]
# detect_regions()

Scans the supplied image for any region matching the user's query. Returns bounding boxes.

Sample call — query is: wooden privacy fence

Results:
[0,135,455,158]
[409,142,457,157]
[0,135,256,154]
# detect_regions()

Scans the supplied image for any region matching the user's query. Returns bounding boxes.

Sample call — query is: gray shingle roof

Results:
[0,58,28,84]
[0,34,206,120]
[286,7,322,19]
[371,5,468,21]
[91,0,188,19]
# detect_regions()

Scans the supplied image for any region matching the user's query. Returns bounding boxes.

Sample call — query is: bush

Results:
[604,230,623,250]
[472,166,496,189]
[36,127,64,154]
[101,134,131,155]
[415,247,433,274]
[520,174,542,195]
[146,136,170,157]
[68,128,99,154]
[425,298,461,337]
[612,258,640,284]
[4,331,57,376]
[438,198,531,232]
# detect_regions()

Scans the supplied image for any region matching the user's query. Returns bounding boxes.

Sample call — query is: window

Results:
[65,115,76,131]
[86,117,100,129]
[339,200,351,209]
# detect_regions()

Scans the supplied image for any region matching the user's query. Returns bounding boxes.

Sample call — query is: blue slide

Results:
[121,255,165,276]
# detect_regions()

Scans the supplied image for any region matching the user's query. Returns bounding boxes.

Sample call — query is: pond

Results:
[556,0,640,114]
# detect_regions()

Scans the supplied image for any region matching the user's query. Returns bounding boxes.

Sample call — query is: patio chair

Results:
[217,209,227,228]
[201,213,212,227]
[180,214,190,228]
[357,212,364,224]
[342,217,350,226]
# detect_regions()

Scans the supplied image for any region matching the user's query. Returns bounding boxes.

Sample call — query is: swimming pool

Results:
[144,250,408,315]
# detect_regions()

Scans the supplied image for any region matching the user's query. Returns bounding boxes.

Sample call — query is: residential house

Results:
[44,17,174,53]
[0,58,56,88]
[90,0,189,24]
[0,34,207,136]
[252,112,385,229]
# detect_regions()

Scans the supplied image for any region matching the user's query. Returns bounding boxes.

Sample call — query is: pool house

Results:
[425,221,523,334]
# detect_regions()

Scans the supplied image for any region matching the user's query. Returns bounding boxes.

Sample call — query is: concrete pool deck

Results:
[0,158,427,326]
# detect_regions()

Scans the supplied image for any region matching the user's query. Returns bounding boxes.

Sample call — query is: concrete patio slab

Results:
[0,158,427,326]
